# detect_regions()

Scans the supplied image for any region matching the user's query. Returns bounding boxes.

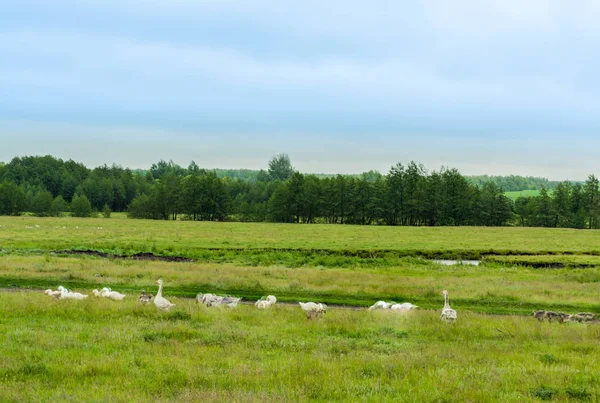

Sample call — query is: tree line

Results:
[0,154,599,228]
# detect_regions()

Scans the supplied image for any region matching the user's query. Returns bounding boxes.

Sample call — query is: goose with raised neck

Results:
[153,278,175,311]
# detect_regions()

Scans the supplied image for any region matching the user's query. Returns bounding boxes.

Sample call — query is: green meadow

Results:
[1,292,599,402]
[505,189,543,200]
[1,216,600,401]
[2,216,600,257]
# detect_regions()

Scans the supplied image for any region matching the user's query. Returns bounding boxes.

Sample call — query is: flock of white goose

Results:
[44,279,459,322]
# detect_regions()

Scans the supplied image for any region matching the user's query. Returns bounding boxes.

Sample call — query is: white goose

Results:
[255,300,271,309]
[299,302,327,319]
[101,287,126,301]
[368,301,391,310]
[58,286,88,300]
[221,296,241,308]
[255,295,278,309]
[154,279,175,311]
[44,289,61,298]
[390,302,419,311]
[440,290,457,322]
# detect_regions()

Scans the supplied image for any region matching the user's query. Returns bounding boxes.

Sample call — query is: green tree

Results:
[31,190,53,217]
[533,187,554,227]
[50,195,68,217]
[552,182,572,227]
[102,203,112,218]
[268,154,294,181]
[384,163,405,225]
[71,194,93,217]
[127,194,154,219]
[583,175,600,228]
[0,181,27,216]
[479,182,512,226]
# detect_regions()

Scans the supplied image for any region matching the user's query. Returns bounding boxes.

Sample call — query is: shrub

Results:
[71,194,93,217]
[102,203,112,218]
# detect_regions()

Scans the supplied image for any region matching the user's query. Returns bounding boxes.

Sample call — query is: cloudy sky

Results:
[2,1,599,179]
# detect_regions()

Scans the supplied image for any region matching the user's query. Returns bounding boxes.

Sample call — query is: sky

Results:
[2,1,600,179]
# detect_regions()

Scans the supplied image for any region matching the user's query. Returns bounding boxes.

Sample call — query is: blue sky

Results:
[1,1,599,179]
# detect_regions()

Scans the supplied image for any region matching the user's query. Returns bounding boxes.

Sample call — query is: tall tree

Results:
[268,154,294,181]
[583,175,600,229]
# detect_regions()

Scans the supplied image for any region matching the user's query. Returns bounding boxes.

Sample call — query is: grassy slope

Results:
[2,216,600,258]
[504,189,542,200]
[1,292,599,402]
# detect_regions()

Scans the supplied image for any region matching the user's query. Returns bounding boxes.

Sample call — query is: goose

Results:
[200,294,224,307]
[557,313,572,323]
[532,310,546,321]
[544,311,561,322]
[44,289,61,298]
[255,300,272,309]
[368,301,391,311]
[221,296,241,308]
[153,279,175,311]
[138,291,154,304]
[255,295,277,309]
[440,290,457,322]
[101,287,126,301]
[58,286,88,300]
[92,289,102,297]
[390,302,418,311]
[572,312,595,323]
[299,302,326,319]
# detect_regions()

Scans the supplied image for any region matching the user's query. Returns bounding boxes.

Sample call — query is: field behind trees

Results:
[1,217,600,400]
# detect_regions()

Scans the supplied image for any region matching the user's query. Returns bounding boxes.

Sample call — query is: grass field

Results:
[1,216,600,401]
[2,216,600,258]
[1,291,599,402]
[504,189,543,200]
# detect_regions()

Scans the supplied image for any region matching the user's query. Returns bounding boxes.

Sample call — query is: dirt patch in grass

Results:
[54,250,194,262]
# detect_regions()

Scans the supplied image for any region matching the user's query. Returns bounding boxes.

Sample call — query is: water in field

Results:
[434,259,480,266]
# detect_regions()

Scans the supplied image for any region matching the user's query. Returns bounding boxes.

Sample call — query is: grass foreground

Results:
[1,291,599,402]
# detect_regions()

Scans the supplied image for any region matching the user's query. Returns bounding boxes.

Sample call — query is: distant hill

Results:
[134,168,564,192]
[504,189,543,200]
[465,175,561,192]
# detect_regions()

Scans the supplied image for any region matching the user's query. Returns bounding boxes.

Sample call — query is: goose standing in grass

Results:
[266,295,277,304]
[440,290,457,322]
[137,291,153,304]
[100,287,126,301]
[153,279,175,311]
[92,289,102,297]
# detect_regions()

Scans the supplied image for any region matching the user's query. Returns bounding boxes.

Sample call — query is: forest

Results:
[0,154,598,228]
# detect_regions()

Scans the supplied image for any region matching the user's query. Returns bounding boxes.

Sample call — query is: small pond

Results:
[433,260,480,266]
